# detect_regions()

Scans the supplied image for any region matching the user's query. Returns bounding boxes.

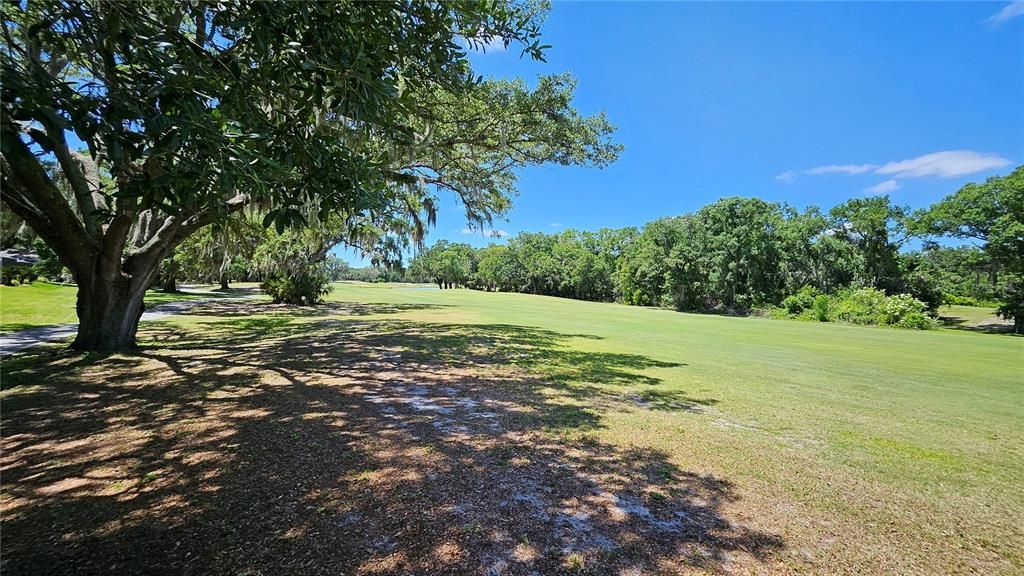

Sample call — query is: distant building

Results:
[0,249,39,268]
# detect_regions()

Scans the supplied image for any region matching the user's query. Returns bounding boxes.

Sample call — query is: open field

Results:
[1,282,1021,575]
[0,282,249,333]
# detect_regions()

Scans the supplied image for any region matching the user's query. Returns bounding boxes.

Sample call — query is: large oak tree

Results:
[1,0,620,349]
[918,166,1024,332]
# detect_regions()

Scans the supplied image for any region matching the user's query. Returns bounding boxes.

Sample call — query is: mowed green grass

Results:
[2,279,1020,572]
[323,282,1024,573]
[938,303,1011,331]
[0,282,211,332]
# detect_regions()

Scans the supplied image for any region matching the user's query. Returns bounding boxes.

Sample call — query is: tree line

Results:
[407,167,1024,332]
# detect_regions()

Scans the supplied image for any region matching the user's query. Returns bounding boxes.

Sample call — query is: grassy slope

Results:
[0,282,210,332]
[325,282,1024,573]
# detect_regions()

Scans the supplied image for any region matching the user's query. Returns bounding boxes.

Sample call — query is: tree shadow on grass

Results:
[0,301,782,575]
[186,300,454,318]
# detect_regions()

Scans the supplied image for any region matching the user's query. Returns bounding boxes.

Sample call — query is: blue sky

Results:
[338,1,1024,265]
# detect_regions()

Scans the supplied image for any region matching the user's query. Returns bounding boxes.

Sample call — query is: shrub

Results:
[826,288,934,329]
[779,287,934,329]
[997,283,1024,335]
[830,288,888,325]
[1,264,38,286]
[883,293,924,324]
[782,286,820,315]
[883,293,936,329]
[739,293,760,311]
[893,310,936,330]
[31,239,67,281]
[942,293,1002,308]
[261,269,332,305]
[812,294,831,322]
[901,273,942,313]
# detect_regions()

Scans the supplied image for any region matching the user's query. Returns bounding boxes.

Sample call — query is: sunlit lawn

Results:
[319,282,1024,573]
[937,303,1011,332]
[0,282,236,333]
[1,281,1021,574]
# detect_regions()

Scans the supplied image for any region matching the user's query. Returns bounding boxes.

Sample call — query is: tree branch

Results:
[98,195,139,279]
[125,193,250,277]
[27,125,106,238]
[1,126,96,275]
[172,193,250,245]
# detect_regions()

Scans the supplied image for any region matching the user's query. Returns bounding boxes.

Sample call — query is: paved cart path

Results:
[0,287,259,357]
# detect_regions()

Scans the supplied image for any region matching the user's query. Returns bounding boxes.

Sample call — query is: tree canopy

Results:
[1,0,620,349]
[917,166,1023,271]
[917,166,1024,332]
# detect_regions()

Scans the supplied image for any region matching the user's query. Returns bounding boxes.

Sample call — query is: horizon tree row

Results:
[408,167,1024,331]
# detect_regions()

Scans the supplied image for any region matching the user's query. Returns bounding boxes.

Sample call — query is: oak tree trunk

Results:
[162,271,177,292]
[71,272,150,351]
[3,121,249,353]
[220,275,230,290]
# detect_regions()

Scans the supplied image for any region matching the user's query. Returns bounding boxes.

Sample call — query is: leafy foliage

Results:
[830,289,935,329]
[829,196,909,293]
[904,245,1006,306]
[617,197,889,312]
[261,270,331,306]
[1,0,619,348]
[324,256,352,282]
[0,263,36,285]
[997,284,1024,332]
[174,214,265,286]
[782,286,821,315]
[30,238,67,281]
[410,240,477,288]
[918,166,1023,332]
[3,1,580,234]
[775,288,935,329]
[917,167,1024,268]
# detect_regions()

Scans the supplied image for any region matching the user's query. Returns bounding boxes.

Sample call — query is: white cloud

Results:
[774,170,797,184]
[875,150,1011,179]
[783,149,1012,184]
[549,222,562,228]
[864,179,902,194]
[805,164,878,175]
[989,1,1024,24]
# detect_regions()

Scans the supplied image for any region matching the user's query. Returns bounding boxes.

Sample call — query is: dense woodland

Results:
[406,167,1024,331]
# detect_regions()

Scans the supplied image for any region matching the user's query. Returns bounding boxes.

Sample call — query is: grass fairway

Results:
[318,284,1024,572]
[0,282,232,332]
[1,282,1021,574]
